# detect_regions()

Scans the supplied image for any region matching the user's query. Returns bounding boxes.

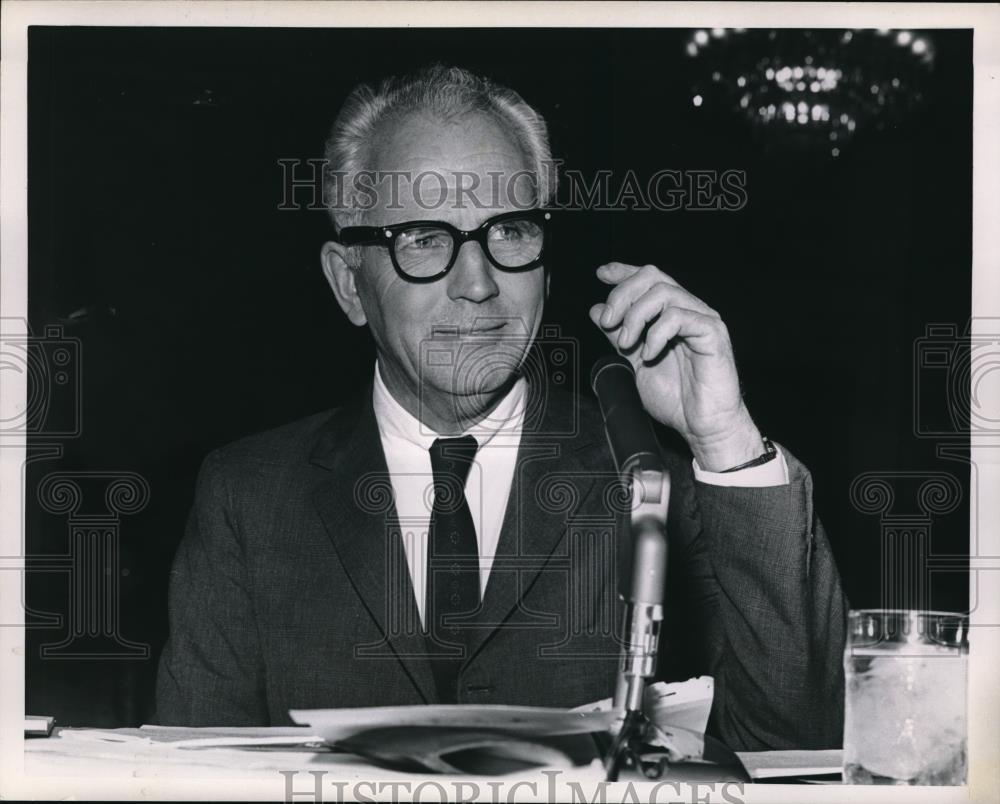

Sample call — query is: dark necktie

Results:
[426,435,480,703]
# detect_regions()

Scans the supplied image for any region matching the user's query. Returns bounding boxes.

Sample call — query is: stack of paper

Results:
[288,677,717,774]
[24,716,54,737]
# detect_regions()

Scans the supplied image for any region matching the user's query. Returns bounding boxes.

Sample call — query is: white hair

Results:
[323,64,557,240]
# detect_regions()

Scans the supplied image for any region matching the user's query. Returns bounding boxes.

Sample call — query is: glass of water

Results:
[843,609,968,785]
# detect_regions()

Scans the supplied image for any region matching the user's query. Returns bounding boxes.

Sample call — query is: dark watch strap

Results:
[720,437,777,473]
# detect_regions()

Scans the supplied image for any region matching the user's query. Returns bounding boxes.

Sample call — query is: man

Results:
[156,65,847,751]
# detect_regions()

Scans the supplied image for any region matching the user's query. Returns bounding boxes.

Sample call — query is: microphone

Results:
[590,355,665,477]
[590,354,670,726]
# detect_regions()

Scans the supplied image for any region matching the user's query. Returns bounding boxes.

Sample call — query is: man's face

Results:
[330,111,547,426]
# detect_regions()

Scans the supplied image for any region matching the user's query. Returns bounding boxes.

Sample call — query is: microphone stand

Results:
[590,356,670,781]
[603,466,669,782]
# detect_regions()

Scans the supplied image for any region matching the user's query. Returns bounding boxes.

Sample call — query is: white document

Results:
[289,704,619,745]
[735,749,843,779]
[571,676,715,734]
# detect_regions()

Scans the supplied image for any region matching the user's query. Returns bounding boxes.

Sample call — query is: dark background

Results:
[26,27,972,726]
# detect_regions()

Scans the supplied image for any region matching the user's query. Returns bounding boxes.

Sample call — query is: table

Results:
[22,727,843,785]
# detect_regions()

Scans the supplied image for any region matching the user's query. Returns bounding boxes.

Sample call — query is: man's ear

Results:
[321,241,368,326]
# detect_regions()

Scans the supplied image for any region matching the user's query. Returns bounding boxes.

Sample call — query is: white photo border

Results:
[2,2,998,801]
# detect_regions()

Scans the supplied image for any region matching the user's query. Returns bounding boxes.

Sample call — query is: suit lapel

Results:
[309,382,607,691]
[309,388,437,703]
[466,389,600,663]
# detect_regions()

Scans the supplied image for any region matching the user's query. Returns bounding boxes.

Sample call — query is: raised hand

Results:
[589,262,764,472]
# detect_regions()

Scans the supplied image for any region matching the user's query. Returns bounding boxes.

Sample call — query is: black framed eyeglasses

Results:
[337,209,551,283]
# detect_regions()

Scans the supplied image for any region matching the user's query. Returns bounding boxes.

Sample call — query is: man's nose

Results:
[446,240,500,303]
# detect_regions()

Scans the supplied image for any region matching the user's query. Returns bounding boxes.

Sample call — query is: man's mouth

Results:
[431,321,509,337]
[471,321,508,334]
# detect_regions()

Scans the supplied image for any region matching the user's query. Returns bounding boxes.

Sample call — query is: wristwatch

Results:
[720,436,777,473]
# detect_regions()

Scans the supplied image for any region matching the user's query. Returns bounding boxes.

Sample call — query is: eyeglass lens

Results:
[393,216,544,278]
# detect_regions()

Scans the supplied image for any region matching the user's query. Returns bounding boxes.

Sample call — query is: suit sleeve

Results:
[154,450,269,726]
[691,442,848,750]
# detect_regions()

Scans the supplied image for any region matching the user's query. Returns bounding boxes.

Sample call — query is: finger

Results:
[617,285,701,351]
[597,262,684,289]
[591,308,639,360]
[642,307,724,361]
[595,262,644,285]
[601,273,716,332]
[598,267,663,329]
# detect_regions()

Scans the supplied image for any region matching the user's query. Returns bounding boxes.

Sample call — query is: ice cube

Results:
[845,655,966,782]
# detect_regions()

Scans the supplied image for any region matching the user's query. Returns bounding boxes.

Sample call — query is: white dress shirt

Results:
[373,363,526,625]
[371,362,789,625]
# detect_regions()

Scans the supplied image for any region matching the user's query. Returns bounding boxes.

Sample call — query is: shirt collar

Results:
[372,361,527,451]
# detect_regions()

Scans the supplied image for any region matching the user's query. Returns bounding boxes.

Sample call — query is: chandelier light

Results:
[686,29,936,156]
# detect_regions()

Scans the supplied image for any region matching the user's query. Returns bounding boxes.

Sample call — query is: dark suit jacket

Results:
[155,384,847,750]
